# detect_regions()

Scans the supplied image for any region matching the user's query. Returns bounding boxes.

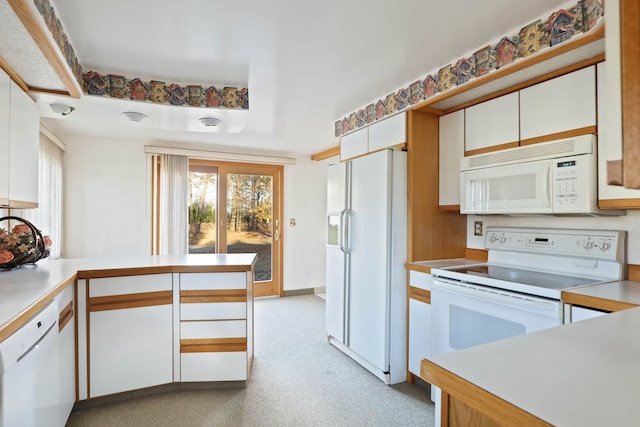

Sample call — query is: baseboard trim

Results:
[283,288,316,297]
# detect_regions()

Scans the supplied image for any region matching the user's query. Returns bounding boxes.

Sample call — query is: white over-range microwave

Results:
[460,135,624,216]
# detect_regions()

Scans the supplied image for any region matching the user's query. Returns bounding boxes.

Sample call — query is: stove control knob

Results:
[600,241,611,251]
[583,241,594,250]
[489,234,497,243]
[499,236,507,243]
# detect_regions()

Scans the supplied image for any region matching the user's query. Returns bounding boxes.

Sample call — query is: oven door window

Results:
[450,304,525,350]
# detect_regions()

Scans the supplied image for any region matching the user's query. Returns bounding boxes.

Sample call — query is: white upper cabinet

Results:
[340,127,368,161]
[0,69,10,206]
[465,92,519,154]
[368,112,406,152]
[340,112,406,161]
[596,61,640,205]
[520,66,596,141]
[8,80,39,207]
[439,110,464,208]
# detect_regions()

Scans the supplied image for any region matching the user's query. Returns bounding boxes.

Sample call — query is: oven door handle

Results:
[432,278,557,312]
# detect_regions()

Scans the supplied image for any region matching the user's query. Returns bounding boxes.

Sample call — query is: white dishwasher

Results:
[0,301,60,427]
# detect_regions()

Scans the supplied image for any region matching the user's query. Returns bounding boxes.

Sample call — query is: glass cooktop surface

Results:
[445,265,600,289]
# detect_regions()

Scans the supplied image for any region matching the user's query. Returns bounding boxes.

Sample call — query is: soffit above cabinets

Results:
[415,32,605,114]
[0,0,81,97]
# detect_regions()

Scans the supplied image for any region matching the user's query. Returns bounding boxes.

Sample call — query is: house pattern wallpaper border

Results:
[334,0,604,138]
[32,0,249,110]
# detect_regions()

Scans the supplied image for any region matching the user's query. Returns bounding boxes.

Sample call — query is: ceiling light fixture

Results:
[199,117,221,127]
[49,102,75,116]
[122,112,147,122]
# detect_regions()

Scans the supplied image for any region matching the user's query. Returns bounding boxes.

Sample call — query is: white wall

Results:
[62,135,329,291]
[63,136,149,258]
[283,156,328,291]
[466,211,640,264]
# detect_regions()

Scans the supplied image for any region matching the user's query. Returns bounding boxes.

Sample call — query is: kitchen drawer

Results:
[90,274,172,297]
[409,271,433,291]
[181,302,246,321]
[181,352,247,382]
[180,272,246,290]
[181,320,247,339]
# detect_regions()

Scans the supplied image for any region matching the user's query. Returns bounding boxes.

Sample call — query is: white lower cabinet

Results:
[83,274,174,398]
[407,271,432,378]
[179,272,251,382]
[76,271,252,401]
[54,283,75,425]
[408,299,431,376]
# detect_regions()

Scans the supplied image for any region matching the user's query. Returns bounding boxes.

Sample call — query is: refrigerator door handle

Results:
[340,209,351,254]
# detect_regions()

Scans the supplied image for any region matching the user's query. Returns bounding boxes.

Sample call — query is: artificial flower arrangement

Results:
[0,216,51,270]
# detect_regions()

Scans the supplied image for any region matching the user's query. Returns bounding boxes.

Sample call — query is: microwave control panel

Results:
[552,154,595,212]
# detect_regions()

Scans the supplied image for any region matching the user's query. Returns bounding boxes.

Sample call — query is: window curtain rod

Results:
[144,145,296,166]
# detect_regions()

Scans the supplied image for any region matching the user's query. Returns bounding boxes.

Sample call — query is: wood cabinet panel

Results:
[621,0,640,188]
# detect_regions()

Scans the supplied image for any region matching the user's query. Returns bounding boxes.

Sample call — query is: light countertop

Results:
[0,254,256,343]
[423,305,640,426]
[562,280,640,311]
[405,258,481,274]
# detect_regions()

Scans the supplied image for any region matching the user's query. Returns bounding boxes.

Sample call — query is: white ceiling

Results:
[34,0,573,156]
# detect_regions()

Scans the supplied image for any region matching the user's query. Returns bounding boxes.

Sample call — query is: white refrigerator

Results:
[325,148,407,385]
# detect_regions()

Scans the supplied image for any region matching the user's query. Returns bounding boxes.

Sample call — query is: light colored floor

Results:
[66,294,434,427]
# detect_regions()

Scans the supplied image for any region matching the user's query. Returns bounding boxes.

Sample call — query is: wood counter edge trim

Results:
[181,337,247,353]
[89,290,173,312]
[0,272,77,343]
[77,264,254,279]
[629,264,640,282]
[420,359,553,427]
[408,286,430,304]
[561,292,638,312]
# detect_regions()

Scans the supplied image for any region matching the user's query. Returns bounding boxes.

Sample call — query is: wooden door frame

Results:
[189,159,284,297]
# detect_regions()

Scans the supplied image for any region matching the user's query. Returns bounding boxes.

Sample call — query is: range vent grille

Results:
[463,135,594,170]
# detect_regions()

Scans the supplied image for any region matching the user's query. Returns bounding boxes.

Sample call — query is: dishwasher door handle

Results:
[17,322,57,363]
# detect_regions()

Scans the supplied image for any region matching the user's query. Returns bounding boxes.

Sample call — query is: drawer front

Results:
[90,274,172,297]
[180,302,246,321]
[409,271,433,291]
[181,352,247,382]
[180,272,246,290]
[181,320,247,339]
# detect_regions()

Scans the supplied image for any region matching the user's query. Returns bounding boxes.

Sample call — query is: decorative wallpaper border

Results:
[334,0,604,137]
[32,0,249,110]
[34,0,83,88]
[82,72,249,109]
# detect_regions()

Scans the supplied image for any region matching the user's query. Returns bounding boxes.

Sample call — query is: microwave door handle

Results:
[433,279,556,312]
[546,164,552,207]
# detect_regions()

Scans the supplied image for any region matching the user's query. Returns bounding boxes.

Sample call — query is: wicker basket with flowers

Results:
[0,216,51,270]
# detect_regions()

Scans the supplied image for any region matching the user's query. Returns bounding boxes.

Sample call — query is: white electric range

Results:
[430,226,626,354]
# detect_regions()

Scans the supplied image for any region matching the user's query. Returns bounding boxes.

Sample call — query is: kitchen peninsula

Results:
[0,254,256,424]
